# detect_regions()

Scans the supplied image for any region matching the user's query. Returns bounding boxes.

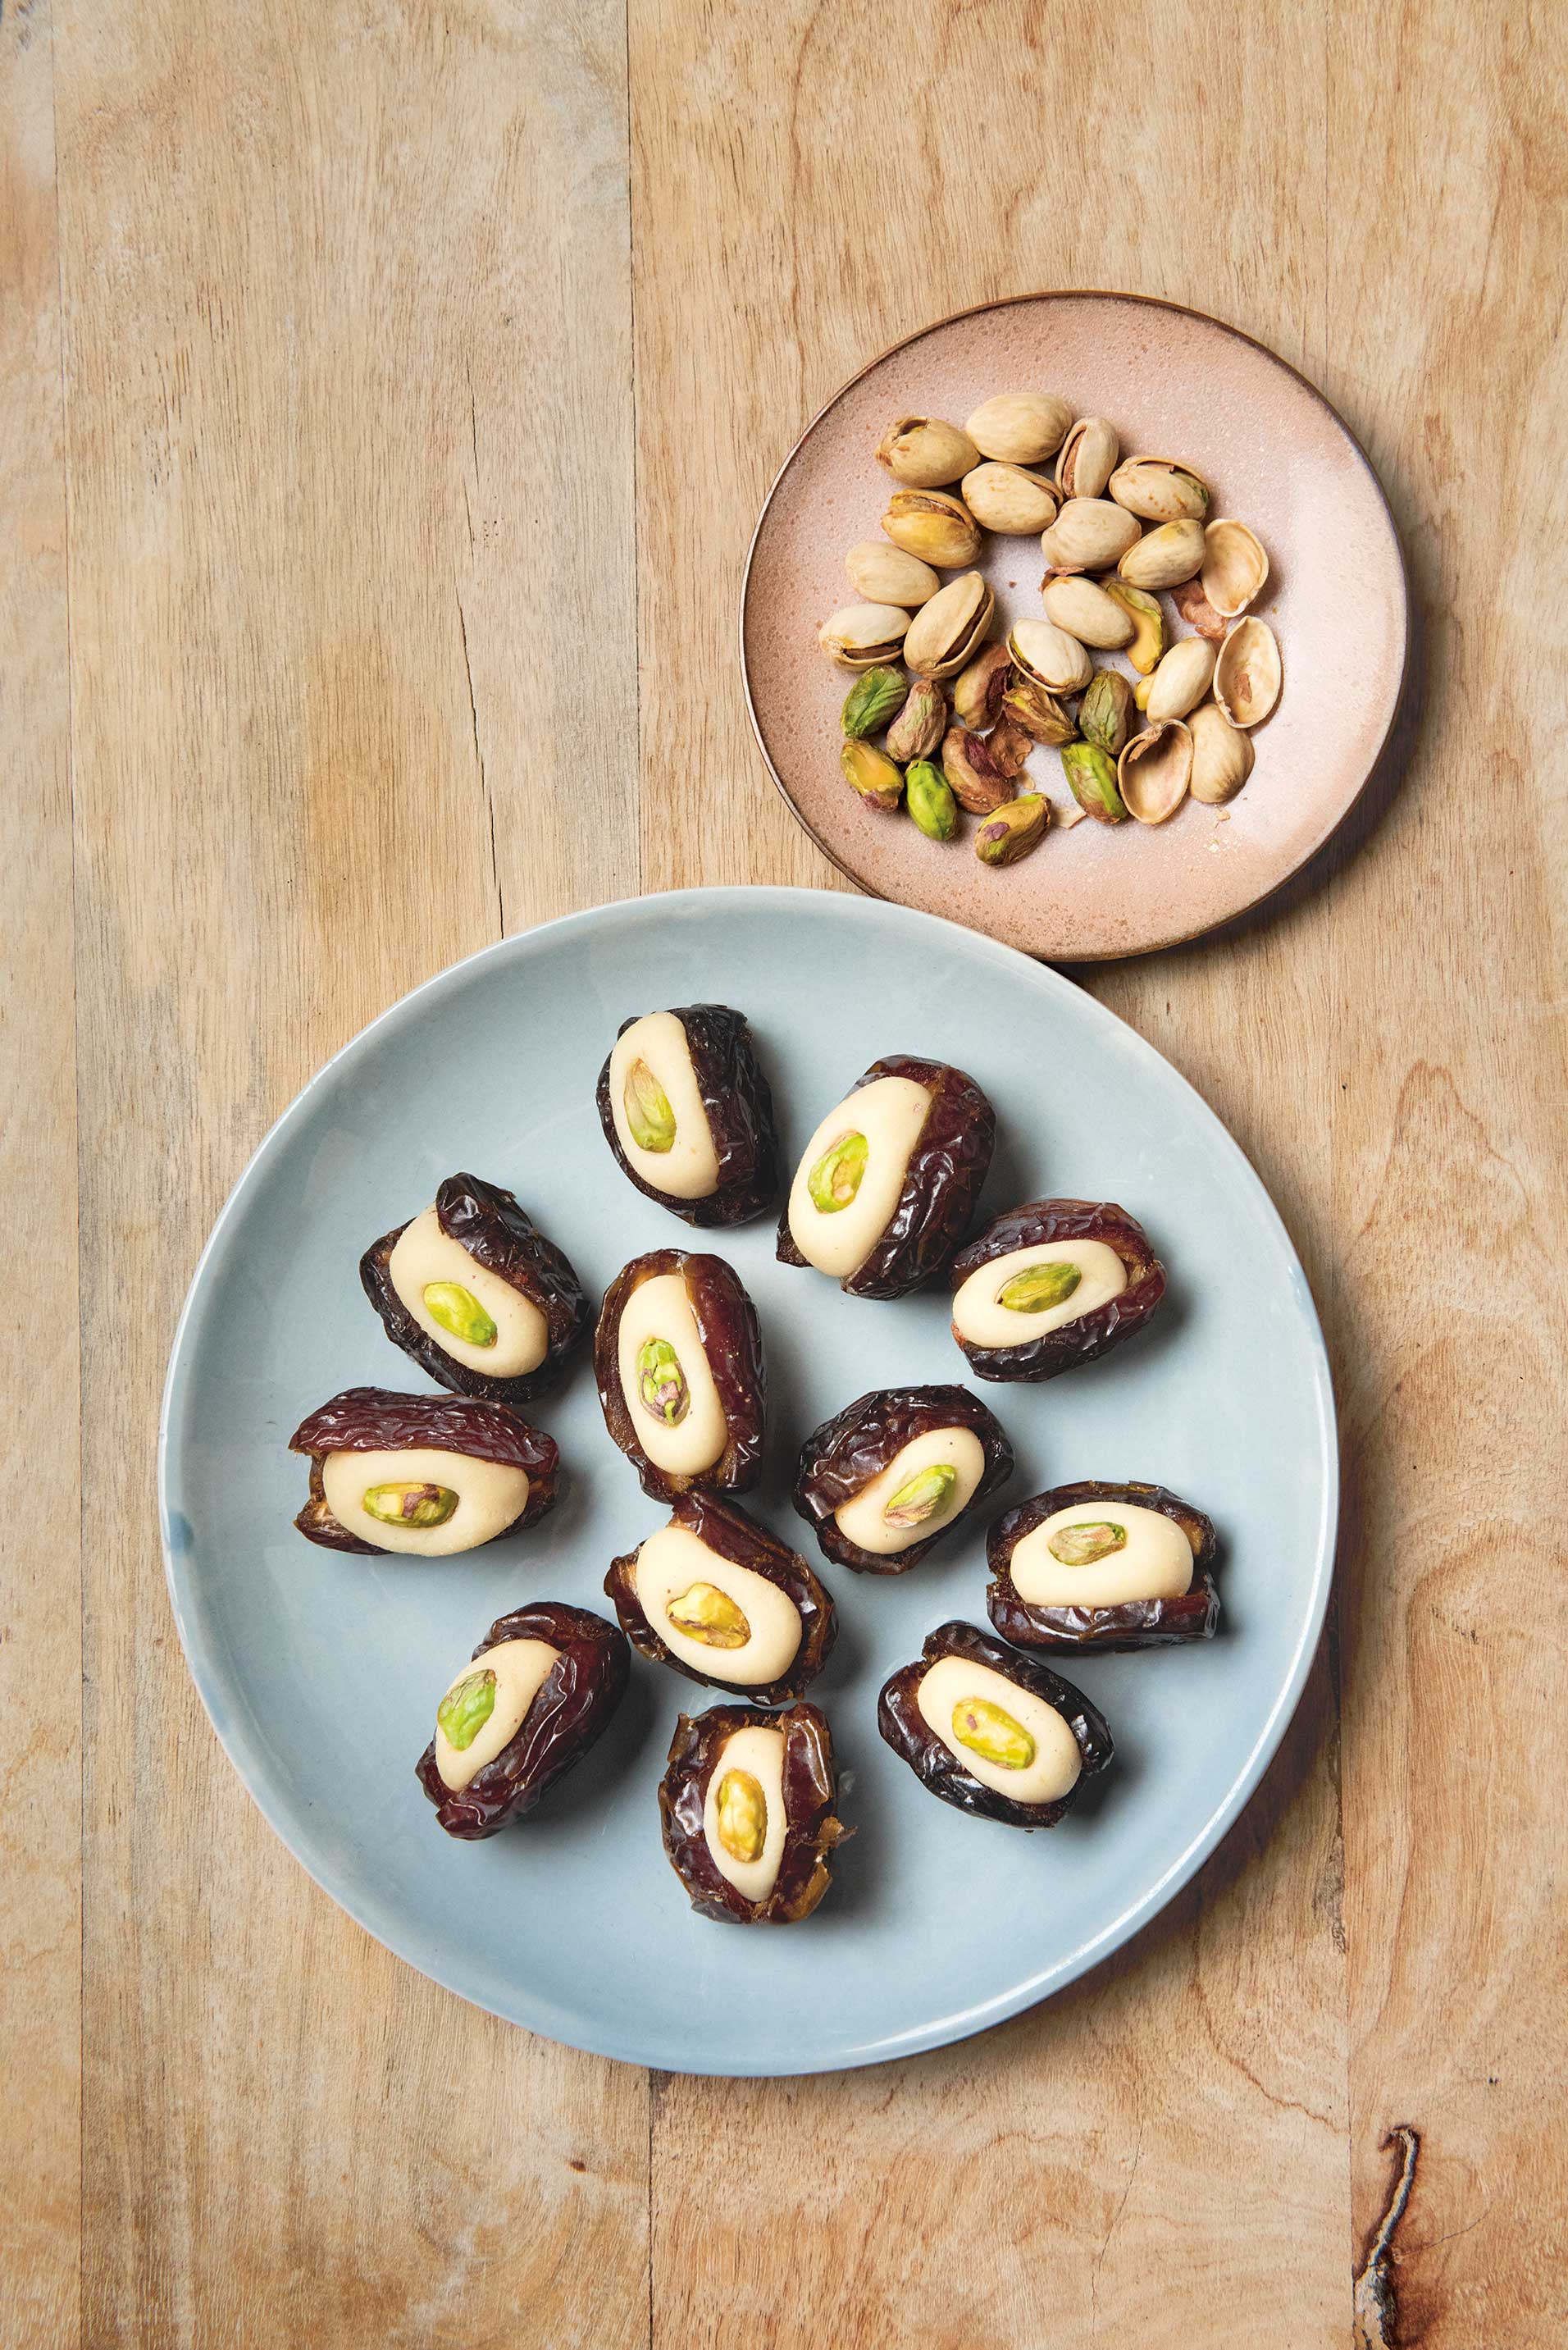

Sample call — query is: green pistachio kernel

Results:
[666,1580,750,1649]
[996,1260,1083,1313]
[807,1129,868,1214]
[1060,738,1128,823]
[437,1667,497,1751]
[362,1481,459,1528]
[636,1335,691,1426]
[1047,1520,1128,1567]
[950,1695,1037,1772]
[624,1057,677,1152]
[841,665,910,740]
[882,1462,958,1530]
[422,1280,499,1348]
[905,758,959,842]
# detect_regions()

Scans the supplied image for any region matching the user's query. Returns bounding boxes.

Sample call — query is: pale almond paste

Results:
[701,1722,787,1903]
[832,1425,986,1558]
[1010,1502,1195,1608]
[615,1271,728,1478]
[388,1207,549,1377]
[434,1636,559,1791]
[786,1075,932,1280]
[952,1237,1128,1352]
[608,1011,721,1200]
[915,1654,1082,1805]
[321,1444,530,1557]
[632,1522,802,1686]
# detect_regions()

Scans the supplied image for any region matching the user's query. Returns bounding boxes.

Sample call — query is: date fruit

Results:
[289,1387,559,1556]
[659,1700,846,1923]
[598,1005,779,1227]
[878,1619,1113,1829]
[950,1198,1165,1381]
[792,1384,1014,1576]
[594,1248,765,1501]
[987,1480,1219,1651]
[605,1490,836,1701]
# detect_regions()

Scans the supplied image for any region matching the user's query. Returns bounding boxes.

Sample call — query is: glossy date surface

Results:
[987,1479,1219,1652]
[597,1003,779,1227]
[877,1618,1113,1829]
[604,1490,836,1700]
[950,1198,1165,1382]
[659,1700,844,1924]
[289,1385,560,1552]
[791,1383,1014,1575]
[593,1248,765,1500]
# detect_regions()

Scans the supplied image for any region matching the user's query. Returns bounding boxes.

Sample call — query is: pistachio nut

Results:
[885,676,947,762]
[437,1667,497,1750]
[987,719,1034,779]
[1055,416,1119,500]
[1108,456,1211,522]
[1201,518,1270,618]
[1117,518,1206,590]
[876,413,980,489]
[964,391,1071,465]
[808,1128,868,1212]
[1101,578,1166,673]
[941,724,1013,815]
[666,1580,751,1649]
[1144,634,1218,723]
[1133,673,1154,712]
[1118,719,1194,824]
[840,739,904,810]
[1047,1520,1127,1566]
[1060,739,1127,824]
[844,539,941,609]
[1040,497,1142,574]
[997,1258,1082,1311]
[841,666,909,739]
[951,640,1012,729]
[882,488,982,569]
[818,602,910,669]
[1214,618,1282,728]
[363,1480,459,1528]
[1001,676,1076,746]
[905,758,959,841]
[960,460,1060,534]
[902,571,994,678]
[950,1694,1037,1772]
[1188,700,1256,804]
[882,1462,958,1529]
[422,1281,499,1348]
[1172,573,1230,641]
[1078,668,1134,760]
[714,1767,768,1864]
[637,1335,691,1425]
[975,794,1048,867]
[1041,575,1137,651]
[1007,616,1093,696]
[623,1057,677,1152]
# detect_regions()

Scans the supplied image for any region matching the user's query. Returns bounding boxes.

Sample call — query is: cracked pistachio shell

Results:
[1108,457,1211,522]
[965,392,1071,464]
[1200,519,1269,618]
[1214,618,1282,728]
[1117,518,1206,590]
[903,573,994,679]
[975,794,1048,867]
[1119,720,1194,824]
[960,461,1060,534]
[951,641,1012,729]
[1001,677,1075,746]
[905,757,959,841]
[1188,700,1256,804]
[1101,579,1165,674]
[1172,573,1230,641]
[1040,497,1142,574]
[1007,616,1092,696]
[876,414,981,488]
[1055,417,1119,500]
[1144,634,1218,723]
[885,675,947,762]
[1041,575,1137,651]
[882,489,982,569]
[841,739,904,810]
[1060,739,1127,824]
[845,540,941,609]
[818,603,909,669]
[1079,668,1134,759]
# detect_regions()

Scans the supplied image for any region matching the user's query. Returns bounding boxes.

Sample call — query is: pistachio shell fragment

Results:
[1101,578,1166,674]
[942,724,1014,815]
[903,571,994,679]
[1060,739,1127,823]
[961,461,1060,534]
[1109,456,1211,522]
[1047,1520,1127,1566]
[1214,618,1282,728]
[951,640,1012,729]
[845,540,941,609]
[986,719,1033,779]
[1008,616,1093,696]
[1118,719,1194,824]
[882,1462,959,1529]
[714,1766,768,1864]
[637,1335,691,1425]
[975,794,1048,867]
[876,414,980,488]
[1188,700,1256,803]
[808,1129,868,1212]
[422,1280,499,1348]
[1001,676,1076,746]
[1040,497,1142,574]
[965,391,1071,464]
[363,1480,459,1528]
[1117,518,1206,590]
[996,1259,1082,1312]
[1055,416,1119,500]
[1041,575,1137,651]
[882,489,982,568]
[1079,668,1134,760]
[950,1694,1036,1772]
[818,603,910,669]
[841,739,904,810]
[1201,519,1269,618]
[437,1668,497,1750]
[1172,573,1230,641]
[1144,634,1218,723]
[905,758,959,841]
[841,666,909,738]
[667,1580,751,1649]
[886,676,946,762]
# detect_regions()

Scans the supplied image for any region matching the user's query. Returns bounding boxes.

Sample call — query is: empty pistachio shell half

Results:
[1060,740,1127,824]
[1117,518,1206,590]
[818,603,910,669]
[1118,719,1194,824]
[844,540,941,609]
[1007,616,1093,696]
[942,724,1013,815]
[841,666,909,739]
[1078,668,1134,759]
[975,794,1048,867]
[905,758,959,840]
[1055,416,1119,500]
[1201,518,1270,618]
[841,739,904,810]
[1214,617,1282,728]
[960,460,1060,534]
[882,488,982,568]
[964,391,1071,464]
[1101,578,1165,674]
[885,676,947,762]
[1188,700,1256,803]
[903,571,995,678]
[875,414,980,488]
[1041,575,1137,651]
[1144,635,1219,723]
[951,640,1012,729]
[1002,677,1076,745]
[1108,456,1211,522]
[1040,496,1142,574]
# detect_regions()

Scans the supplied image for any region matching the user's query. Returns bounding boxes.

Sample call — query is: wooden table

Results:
[7,2,1564,2342]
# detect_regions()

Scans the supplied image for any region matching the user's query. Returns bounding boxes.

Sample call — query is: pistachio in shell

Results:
[1188,701,1256,804]
[1055,417,1119,500]
[840,739,904,810]
[1007,615,1092,696]
[941,724,1013,815]
[950,640,1012,730]
[1099,578,1165,674]
[1172,573,1230,641]
[1214,618,1281,728]
[876,414,980,488]
[902,572,994,680]
[960,461,1059,534]
[905,758,959,841]
[1118,720,1194,824]
[965,391,1071,465]
[885,675,947,762]
[845,539,941,609]
[1041,575,1136,652]
[1117,518,1206,591]
[1040,497,1142,575]
[1078,669,1134,760]
[1060,739,1127,824]
[882,488,982,569]
[1144,635,1218,723]
[986,719,1034,780]
[1001,676,1076,746]
[818,603,909,670]
[841,666,909,738]
[1108,457,1211,522]
[975,795,1048,868]
[1201,519,1269,618]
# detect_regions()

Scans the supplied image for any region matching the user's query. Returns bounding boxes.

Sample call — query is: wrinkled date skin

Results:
[360,1171,590,1404]
[791,1384,1014,1576]
[593,1248,765,1500]
[289,1386,560,1554]
[777,1056,996,1300]
[987,1480,1219,1653]
[416,1601,629,1840]
[597,1004,780,1227]
[949,1198,1165,1382]
[877,1618,1114,1829]
[604,1490,836,1700]
[659,1700,846,1923]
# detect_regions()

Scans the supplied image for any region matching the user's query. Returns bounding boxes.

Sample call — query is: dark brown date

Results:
[659,1700,845,1924]
[597,1004,779,1226]
[777,1055,996,1300]
[593,1248,764,1501]
[791,1384,1014,1576]
[359,1170,589,1403]
[949,1198,1165,1381]
[987,1480,1219,1652]
[289,1386,559,1553]
[604,1491,836,1701]
[877,1618,1113,1829]
[415,1601,629,1840]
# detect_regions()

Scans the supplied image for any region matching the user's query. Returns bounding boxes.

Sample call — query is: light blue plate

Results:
[161,888,1335,2075]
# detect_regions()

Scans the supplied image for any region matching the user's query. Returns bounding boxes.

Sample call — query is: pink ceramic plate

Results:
[741,293,1408,961]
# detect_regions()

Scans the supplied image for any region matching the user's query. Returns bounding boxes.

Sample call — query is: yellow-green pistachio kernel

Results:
[362,1480,459,1528]
[437,1667,497,1750]
[841,738,905,810]
[1060,740,1127,824]
[1101,579,1166,675]
[666,1580,751,1650]
[625,1057,677,1152]
[950,1695,1037,1772]
[975,794,1048,867]
[996,1259,1083,1312]
[636,1335,691,1426]
[882,1462,958,1530]
[841,666,909,739]
[808,1129,868,1213]
[1047,1519,1128,1566]
[905,758,959,842]
[1078,668,1134,760]
[715,1767,768,1864]
[422,1280,499,1348]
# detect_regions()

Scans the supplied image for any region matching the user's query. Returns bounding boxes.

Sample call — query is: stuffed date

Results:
[594,1248,764,1500]
[950,1198,1165,1382]
[289,1386,558,1556]
[360,1171,588,1404]
[659,1700,845,1923]
[987,1480,1219,1652]
[777,1055,995,1300]
[604,1492,835,1701]
[791,1384,1014,1576]
[598,1005,778,1227]
[878,1619,1113,1829]
[415,1601,629,1839]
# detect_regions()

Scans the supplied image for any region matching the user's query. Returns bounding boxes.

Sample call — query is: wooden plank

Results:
[0,6,80,2346]
[53,0,645,2340]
